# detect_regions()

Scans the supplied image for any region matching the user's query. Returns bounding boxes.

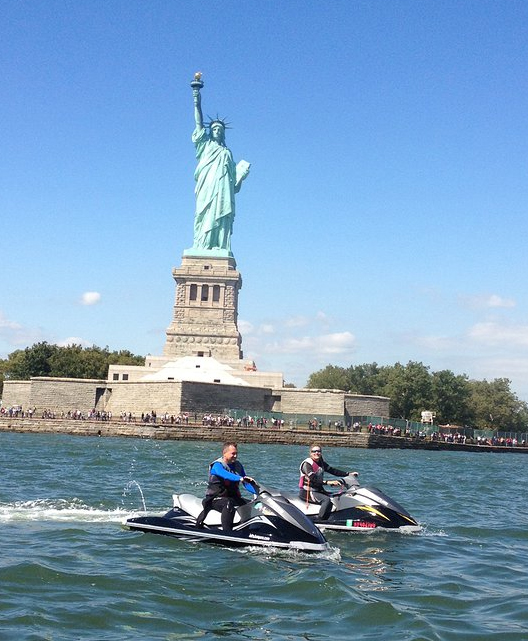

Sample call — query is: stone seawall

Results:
[368,434,528,454]
[2,418,526,453]
[0,417,370,448]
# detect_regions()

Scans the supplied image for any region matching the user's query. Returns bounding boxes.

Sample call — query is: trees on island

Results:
[307,361,528,432]
[0,342,144,396]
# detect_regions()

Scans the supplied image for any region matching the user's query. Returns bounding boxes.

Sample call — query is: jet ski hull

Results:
[287,477,421,533]
[124,488,330,553]
[310,505,421,532]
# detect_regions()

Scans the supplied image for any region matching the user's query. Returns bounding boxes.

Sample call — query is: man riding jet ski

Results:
[285,444,420,532]
[195,441,257,530]
[123,484,330,552]
[124,442,329,552]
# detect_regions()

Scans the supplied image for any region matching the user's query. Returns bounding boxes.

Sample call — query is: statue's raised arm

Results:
[188,72,250,256]
[191,72,204,131]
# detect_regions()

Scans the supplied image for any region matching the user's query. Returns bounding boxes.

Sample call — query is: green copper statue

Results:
[189,72,250,254]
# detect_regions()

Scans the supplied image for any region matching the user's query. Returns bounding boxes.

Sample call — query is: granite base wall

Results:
[2,377,390,422]
[180,381,272,414]
[344,394,390,418]
[277,388,390,419]
[102,381,183,416]
[2,378,104,414]
[1,380,32,409]
[277,388,345,415]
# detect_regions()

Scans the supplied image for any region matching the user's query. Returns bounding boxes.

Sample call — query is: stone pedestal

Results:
[164,254,243,361]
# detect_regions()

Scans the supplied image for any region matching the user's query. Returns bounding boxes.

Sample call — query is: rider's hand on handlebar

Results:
[326,480,342,487]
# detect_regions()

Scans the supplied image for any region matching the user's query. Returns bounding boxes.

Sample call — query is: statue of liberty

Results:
[189,73,250,254]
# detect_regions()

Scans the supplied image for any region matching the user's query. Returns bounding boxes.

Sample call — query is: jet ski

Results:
[285,474,421,532]
[123,483,330,553]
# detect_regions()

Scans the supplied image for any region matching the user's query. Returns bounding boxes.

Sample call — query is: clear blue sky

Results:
[2,1,528,400]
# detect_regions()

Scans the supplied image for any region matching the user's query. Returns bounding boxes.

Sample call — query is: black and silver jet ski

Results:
[123,484,330,553]
[285,474,421,532]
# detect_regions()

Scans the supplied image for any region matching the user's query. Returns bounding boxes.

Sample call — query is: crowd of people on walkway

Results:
[140,411,192,424]
[475,435,524,447]
[0,406,109,421]
[201,414,283,428]
[1,405,32,418]
[431,431,467,443]
[1,404,527,447]
[367,423,403,437]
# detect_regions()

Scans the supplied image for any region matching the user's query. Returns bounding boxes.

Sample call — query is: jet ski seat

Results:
[173,494,203,516]
[172,493,243,526]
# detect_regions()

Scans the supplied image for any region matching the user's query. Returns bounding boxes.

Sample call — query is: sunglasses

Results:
[311,449,322,453]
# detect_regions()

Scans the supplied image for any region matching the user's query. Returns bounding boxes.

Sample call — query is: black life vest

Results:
[205,457,244,499]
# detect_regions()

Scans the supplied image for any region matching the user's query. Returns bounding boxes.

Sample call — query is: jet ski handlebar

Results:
[246,480,277,497]
[324,473,360,494]
[247,480,260,494]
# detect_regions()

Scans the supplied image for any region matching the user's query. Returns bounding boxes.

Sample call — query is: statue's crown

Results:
[206,115,231,130]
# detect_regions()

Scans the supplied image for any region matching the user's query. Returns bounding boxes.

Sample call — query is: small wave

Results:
[417,525,448,537]
[0,498,132,523]
[237,543,341,562]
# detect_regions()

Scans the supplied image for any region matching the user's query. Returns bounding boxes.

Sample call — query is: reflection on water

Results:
[341,547,391,592]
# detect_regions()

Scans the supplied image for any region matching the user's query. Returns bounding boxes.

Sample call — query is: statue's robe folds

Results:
[192,126,236,251]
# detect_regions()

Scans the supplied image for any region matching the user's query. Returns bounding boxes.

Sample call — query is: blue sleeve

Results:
[238,464,257,494]
[243,480,258,495]
[210,461,242,482]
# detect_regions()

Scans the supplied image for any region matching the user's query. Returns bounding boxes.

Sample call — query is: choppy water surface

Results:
[1,432,527,640]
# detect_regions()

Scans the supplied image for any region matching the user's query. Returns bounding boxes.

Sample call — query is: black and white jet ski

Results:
[285,474,421,532]
[123,484,330,553]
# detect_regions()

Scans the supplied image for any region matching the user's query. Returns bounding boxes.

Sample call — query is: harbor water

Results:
[1,431,527,640]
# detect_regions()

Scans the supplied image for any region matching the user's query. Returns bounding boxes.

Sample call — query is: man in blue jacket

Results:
[196,442,257,530]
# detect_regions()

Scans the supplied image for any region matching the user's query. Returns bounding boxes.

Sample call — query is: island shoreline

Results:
[2,417,527,454]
